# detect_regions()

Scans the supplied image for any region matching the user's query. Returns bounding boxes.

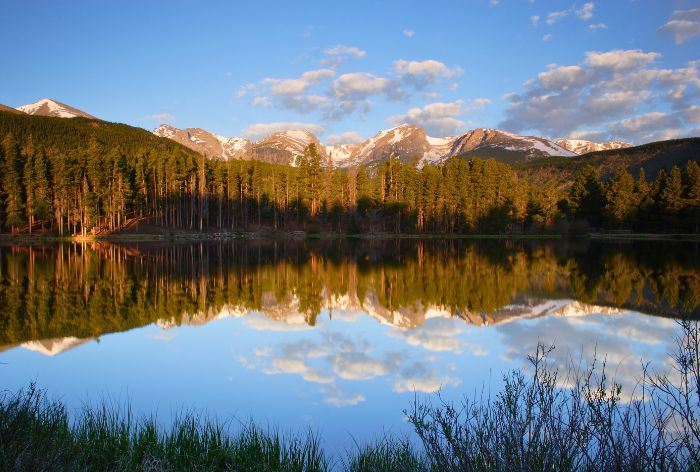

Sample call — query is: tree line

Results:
[0,113,698,235]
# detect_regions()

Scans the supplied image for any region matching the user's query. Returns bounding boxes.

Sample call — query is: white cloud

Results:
[609,112,683,142]
[332,352,391,380]
[546,10,569,24]
[252,96,271,107]
[566,129,609,142]
[322,45,366,67]
[257,69,335,114]
[264,69,334,96]
[386,99,489,136]
[393,59,463,88]
[236,83,256,97]
[585,49,659,71]
[530,15,540,26]
[575,2,595,21]
[142,113,176,123]
[332,72,399,100]
[321,384,365,407]
[323,44,366,58]
[537,65,592,90]
[497,312,680,402]
[326,131,364,145]
[588,23,608,31]
[242,122,324,140]
[389,318,488,355]
[543,33,554,41]
[403,29,415,37]
[500,49,700,143]
[612,111,678,131]
[267,358,334,384]
[683,105,700,123]
[658,9,700,44]
[393,362,460,393]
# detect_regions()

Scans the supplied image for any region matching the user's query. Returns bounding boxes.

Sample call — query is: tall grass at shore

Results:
[0,387,328,471]
[2,321,699,471]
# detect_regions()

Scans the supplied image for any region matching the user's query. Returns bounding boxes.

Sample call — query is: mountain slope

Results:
[556,139,632,155]
[252,130,324,165]
[449,128,576,164]
[0,108,199,160]
[0,103,24,114]
[16,98,96,119]
[153,124,251,160]
[514,137,700,188]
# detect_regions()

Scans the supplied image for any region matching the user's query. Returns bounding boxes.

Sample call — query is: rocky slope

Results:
[16,98,96,119]
[251,130,325,165]
[556,139,632,155]
[153,124,251,160]
[0,103,24,114]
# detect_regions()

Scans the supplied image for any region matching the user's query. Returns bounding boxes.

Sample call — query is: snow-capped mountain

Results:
[152,122,578,167]
[153,124,251,160]
[327,125,575,168]
[16,98,96,119]
[252,130,325,165]
[555,139,632,155]
[447,128,576,164]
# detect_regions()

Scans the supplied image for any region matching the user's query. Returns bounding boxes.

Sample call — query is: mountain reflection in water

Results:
[0,239,697,354]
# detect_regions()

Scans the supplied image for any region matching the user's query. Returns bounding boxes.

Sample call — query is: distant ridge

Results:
[556,138,632,154]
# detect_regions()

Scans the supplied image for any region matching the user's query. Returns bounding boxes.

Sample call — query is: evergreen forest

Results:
[0,111,698,236]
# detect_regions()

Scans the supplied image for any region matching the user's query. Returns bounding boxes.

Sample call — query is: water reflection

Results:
[0,239,697,449]
[0,239,697,352]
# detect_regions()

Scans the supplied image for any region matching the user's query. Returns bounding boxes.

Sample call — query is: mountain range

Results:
[151,121,634,167]
[4,98,637,168]
[153,123,588,168]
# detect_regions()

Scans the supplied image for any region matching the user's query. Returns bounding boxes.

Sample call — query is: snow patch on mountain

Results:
[426,135,454,146]
[17,98,96,119]
[556,139,632,155]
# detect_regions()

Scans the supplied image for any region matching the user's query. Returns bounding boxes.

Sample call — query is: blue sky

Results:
[1,0,699,144]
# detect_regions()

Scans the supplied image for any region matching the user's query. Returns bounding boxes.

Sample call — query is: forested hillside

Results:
[513,138,700,188]
[0,111,698,236]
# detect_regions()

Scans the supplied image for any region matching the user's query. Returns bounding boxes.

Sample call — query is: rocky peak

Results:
[16,98,96,119]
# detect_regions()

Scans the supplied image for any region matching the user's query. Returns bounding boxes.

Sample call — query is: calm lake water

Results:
[1,239,698,452]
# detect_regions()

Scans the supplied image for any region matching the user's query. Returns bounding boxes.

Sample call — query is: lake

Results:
[1,239,698,453]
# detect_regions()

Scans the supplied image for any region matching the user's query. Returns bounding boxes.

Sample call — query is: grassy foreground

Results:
[2,322,700,471]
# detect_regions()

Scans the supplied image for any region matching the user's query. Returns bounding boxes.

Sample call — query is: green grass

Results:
[0,386,328,471]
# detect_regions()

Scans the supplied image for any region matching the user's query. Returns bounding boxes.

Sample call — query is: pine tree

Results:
[32,149,52,231]
[2,134,25,233]
[23,152,36,234]
[569,164,604,226]
[604,167,637,227]
[683,161,700,232]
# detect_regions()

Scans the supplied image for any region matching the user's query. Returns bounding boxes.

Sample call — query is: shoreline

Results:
[0,231,699,243]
